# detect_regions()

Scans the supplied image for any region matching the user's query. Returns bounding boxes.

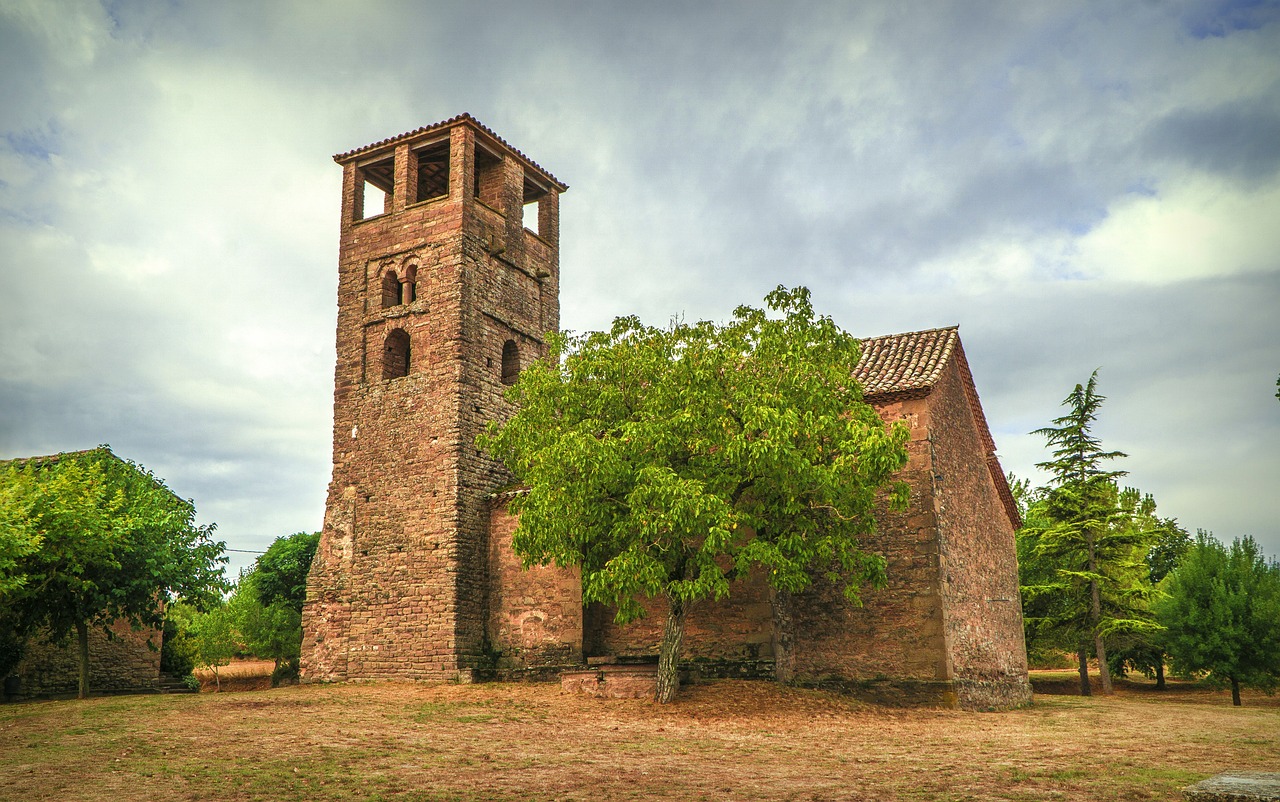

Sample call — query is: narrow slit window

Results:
[501,340,519,385]
[384,329,411,379]
[355,155,395,220]
[415,140,450,203]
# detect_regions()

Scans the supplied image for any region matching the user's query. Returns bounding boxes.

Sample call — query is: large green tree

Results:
[1156,533,1280,706]
[1024,372,1157,695]
[481,286,908,702]
[0,448,226,698]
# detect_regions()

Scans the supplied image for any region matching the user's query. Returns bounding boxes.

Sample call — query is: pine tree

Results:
[1027,371,1155,695]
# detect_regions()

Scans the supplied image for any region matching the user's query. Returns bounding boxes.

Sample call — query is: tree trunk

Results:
[1093,632,1113,694]
[1077,647,1091,696]
[75,619,90,700]
[655,596,687,704]
[1086,536,1113,695]
[1155,658,1166,691]
[771,588,795,685]
[1231,675,1241,707]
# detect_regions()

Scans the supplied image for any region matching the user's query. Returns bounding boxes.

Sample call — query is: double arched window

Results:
[381,266,418,308]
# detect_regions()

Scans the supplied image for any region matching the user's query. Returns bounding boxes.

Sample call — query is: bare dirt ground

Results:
[2,669,1276,802]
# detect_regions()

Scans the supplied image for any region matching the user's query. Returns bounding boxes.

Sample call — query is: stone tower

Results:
[302,115,567,682]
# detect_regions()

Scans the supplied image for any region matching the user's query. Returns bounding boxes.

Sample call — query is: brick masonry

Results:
[302,116,1032,710]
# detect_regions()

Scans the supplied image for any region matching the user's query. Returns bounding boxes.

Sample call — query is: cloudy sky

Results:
[2,0,1278,578]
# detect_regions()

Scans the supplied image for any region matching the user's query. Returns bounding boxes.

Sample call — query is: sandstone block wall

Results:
[487,499,582,672]
[925,359,1032,709]
[583,566,775,676]
[792,394,949,686]
[14,623,160,698]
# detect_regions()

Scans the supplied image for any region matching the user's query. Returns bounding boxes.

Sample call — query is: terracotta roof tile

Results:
[332,113,567,191]
[854,326,959,398]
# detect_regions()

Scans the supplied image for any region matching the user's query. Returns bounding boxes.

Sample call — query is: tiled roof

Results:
[332,113,568,192]
[855,326,1019,528]
[854,326,960,399]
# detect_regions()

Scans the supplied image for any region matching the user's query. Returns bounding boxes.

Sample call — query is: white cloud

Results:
[1075,175,1280,283]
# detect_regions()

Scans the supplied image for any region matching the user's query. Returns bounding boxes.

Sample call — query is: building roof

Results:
[854,326,960,400]
[332,113,568,192]
[855,326,1019,529]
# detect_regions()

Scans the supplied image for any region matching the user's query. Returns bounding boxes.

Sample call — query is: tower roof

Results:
[333,113,568,192]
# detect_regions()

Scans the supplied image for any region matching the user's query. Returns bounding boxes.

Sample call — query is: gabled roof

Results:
[854,326,960,401]
[333,113,568,192]
[854,327,1019,529]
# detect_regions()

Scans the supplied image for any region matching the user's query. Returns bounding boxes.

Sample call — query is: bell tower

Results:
[302,115,567,682]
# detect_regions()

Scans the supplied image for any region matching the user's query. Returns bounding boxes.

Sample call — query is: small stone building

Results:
[302,115,1032,709]
[2,448,163,699]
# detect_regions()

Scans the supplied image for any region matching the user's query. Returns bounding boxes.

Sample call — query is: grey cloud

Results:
[1142,100,1280,184]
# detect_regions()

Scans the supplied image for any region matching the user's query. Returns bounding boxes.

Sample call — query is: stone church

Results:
[300,115,1032,709]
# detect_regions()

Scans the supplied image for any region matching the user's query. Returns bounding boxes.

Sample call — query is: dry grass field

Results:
[1,667,1276,802]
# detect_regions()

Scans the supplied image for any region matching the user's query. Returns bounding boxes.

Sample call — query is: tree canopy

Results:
[243,531,319,614]
[480,286,908,702]
[0,447,226,697]
[1156,532,1280,706]
[235,531,319,683]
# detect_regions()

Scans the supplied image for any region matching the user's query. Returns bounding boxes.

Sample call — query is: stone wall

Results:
[583,567,775,677]
[14,622,160,698]
[791,393,950,687]
[487,499,582,673]
[926,359,1033,709]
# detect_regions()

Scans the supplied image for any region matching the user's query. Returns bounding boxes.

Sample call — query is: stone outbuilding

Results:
[1,448,164,700]
[301,115,1032,709]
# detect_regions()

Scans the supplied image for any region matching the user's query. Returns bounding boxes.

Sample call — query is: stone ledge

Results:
[1184,772,1280,801]
[561,664,658,700]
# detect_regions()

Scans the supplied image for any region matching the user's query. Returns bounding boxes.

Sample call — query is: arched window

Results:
[384,329,410,379]
[382,269,403,308]
[403,264,417,304]
[501,339,519,385]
